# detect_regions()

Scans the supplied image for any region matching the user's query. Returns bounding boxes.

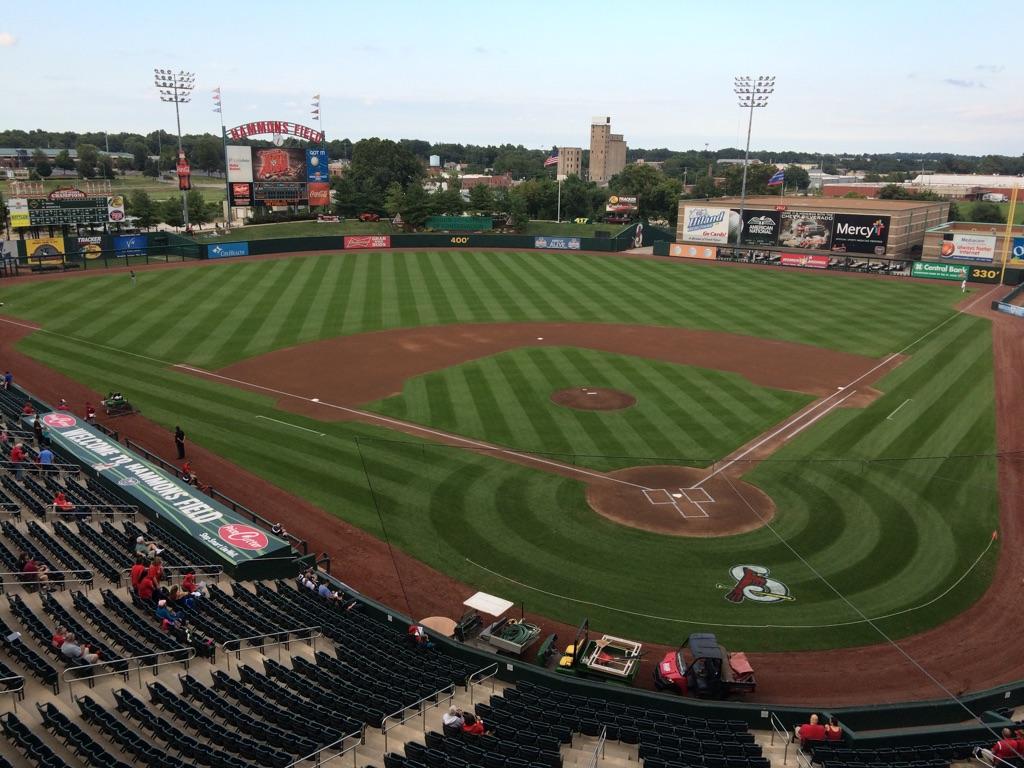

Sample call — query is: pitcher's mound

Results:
[551,387,636,411]
[586,465,775,537]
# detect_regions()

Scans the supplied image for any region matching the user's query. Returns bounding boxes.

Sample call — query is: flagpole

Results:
[557,177,562,223]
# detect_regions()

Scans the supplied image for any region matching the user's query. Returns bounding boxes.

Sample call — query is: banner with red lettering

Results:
[780,253,830,269]
[344,235,391,249]
[226,120,324,144]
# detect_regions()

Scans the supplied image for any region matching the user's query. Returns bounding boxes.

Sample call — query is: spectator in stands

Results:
[137,573,158,602]
[1,426,8,446]
[9,442,27,479]
[408,624,433,649]
[37,445,54,467]
[824,717,842,742]
[977,728,1021,766]
[167,584,194,610]
[155,599,181,629]
[51,625,68,650]
[130,556,147,593]
[181,569,206,598]
[461,713,491,737]
[442,706,464,736]
[52,490,76,516]
[147,556,165,587]
[317,580,341,603]
[32,415,42,443]
[60,633,100,665]
[794,714,826,746]
[21,403,33,416]
[300,572,317,591]
[57,399,70,411]
[134,535,160,562]
[3,371,12,390]
[271,522,288,538]
[174,426,186,460]
[17,551,48,588]
[85,403,96,424]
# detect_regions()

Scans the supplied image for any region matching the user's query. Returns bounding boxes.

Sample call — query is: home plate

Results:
[672,493,683,499]
[537,337,544,340]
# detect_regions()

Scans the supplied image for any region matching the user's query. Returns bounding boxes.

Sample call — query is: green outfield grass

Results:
[0,250,997,650]
[368,347,813,471]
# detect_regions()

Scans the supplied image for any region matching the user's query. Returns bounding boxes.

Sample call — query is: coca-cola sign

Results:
[218,523,269,551]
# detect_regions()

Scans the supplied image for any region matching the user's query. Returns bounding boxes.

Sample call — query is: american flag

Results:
[544,152,559,167]
[767,169,785,187]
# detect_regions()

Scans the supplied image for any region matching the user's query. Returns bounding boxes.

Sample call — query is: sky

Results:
[0,0,1021,156]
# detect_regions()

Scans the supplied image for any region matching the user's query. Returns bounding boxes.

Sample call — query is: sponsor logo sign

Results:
[682,206,731,243]
[722,565,792,604]
[780,253,829,269]
[317,214,340,223]
[226,120,324,144]
[75,236,103,260]
[307,182,331,207]
[1,240,19,261]
[941,233,996,262]
[7,198,30,228]
[911,261,968,280]
[226,145,254,183]
[831,214,889,255]
[208,242,250,259]
[738,209,780,246]
[606,195,638,213]
[779,211,834,250]
[28,416,287,565]
[113,234,146,258]
[997,302,1024,318]
[229,182,252,207]
[344,235,391,249]
[24,236,66,265]
[668,243,717,260]
[534,236,581,250]
[48,187,87,201]
[252,148,307,182]
[306,149,329,182]
[1008,236,1024,266]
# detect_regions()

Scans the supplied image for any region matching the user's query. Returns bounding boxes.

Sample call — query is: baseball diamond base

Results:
[586,465,775,536]
[550,387,636,411]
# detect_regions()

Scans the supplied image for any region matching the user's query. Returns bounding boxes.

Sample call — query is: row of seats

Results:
[0,613,58,692]
[26,520,93,586]
[52,520,121,582]
[0,711,70,768]
[237,661,363,733]
[810,740,988,766]
[36,701,133,768]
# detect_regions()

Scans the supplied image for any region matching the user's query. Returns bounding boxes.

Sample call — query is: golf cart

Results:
[464,592,542,656]
[102,392,137,417]
[554,618,643,685]
[654,632,756,698]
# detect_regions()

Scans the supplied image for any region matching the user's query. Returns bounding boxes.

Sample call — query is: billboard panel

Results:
[113,234,146,258]
[226,145,254,183]
[24,236,66,265]
[229,182,252,207]
[1011,237,1024,267]
[534,236,581,250]
[307,182,330,207]
[681,206,733,243]
[7,198,29,228]
[107,195,126,223]
[912,261,968,280]
[780,253,829,269]
[832,214,890,255]
[252,148,306,181]
[668,243,717,260]
[253,182,306,205]
[779,211,834,250]
[75,236,103,260]
[1,241,19,261]
[306,149,329,182]
[941,233,996,262]
[737,210,780,246]
[208,242,250,259]
[344,235,390,249]
[606,195,638,214]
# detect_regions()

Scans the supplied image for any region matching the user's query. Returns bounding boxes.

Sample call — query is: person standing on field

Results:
[174,426,186,459]
[961,278,967,293]
[130,269,136,287]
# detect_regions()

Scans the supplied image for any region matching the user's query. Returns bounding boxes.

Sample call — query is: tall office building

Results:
[589,116,627,184]
[556,147,583,179]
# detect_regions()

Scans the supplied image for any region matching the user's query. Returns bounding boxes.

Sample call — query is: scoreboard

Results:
[253,182,306,204]
[26,197,110,226]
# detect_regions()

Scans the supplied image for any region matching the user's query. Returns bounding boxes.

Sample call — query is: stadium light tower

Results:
[154,68,196,229]
[733,75,775,250]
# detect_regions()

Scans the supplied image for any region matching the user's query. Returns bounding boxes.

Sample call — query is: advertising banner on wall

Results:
[229,182,252,207]
[1010,237,1024,266]
[534,236,582,250]
[6,198,29,228]
[781,253,830,269]
[737,210,781,246]
[113,234,146,258]
[681,206,733,243]
[307,182,331,207]
[606,195,638,214]
[344,235,391,249]
[1,241,19,261]
[912,261,968,280]
[107,195,126,223]
[252,148,306,181]
[24,236,66,264]
[74,236,104,260]
[226,145,254,183]
[306,149,329,182]
[30,412,289,570]
[779,211,834,250]
[941,233,996,262]
[832,214,890,255]
[208,242,250,259]
[668,243,717,260]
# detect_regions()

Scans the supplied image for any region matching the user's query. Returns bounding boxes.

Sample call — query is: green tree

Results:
[161,197,185,228]
[555,175,595,220]
[96,155,115,179]
[401,183,434,229]
[722,164,779,196]
[54,149,74,171]
[433,187,465,215]
[687,174,722,199]
[970,202,1004,223]
[32,150,53,178]
[467,183,494,213]
[947,202,961,222]
[142,159,159,178]
[76,143,99,175]
[125,139,150,171]
[383,182,407,217]
[345,138,424,210]
[128,190,157,229]
[508,192,529,230]
[187,190,210,226]
[193,136,223,175]
[878,183,910,200]
[783,165,810,191]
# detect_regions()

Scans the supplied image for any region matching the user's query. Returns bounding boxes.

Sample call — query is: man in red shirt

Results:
[130,556,147,593]
[977,728,1021,766]
[9,442,27,480]
[796,714,826,747]
[147,557,165,586]
[137,574,157,601]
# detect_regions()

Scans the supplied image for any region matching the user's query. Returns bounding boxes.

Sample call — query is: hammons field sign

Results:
[29,411,291,577]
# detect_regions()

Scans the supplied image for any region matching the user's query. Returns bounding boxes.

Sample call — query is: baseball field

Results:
[0,250,999,653]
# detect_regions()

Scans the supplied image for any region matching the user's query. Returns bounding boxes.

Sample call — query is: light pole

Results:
[154,68,195,229]
[733,75,775,251]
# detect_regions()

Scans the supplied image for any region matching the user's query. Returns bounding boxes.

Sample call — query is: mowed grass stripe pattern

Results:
[1,252,996,651]
[2,251,966,368]
[367,347,813,470]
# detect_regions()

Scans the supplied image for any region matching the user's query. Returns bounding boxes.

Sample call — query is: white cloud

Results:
[0,32,16,47]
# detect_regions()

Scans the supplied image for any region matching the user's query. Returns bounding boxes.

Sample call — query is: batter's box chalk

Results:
[643,489,675,505]
[684,488,713,504]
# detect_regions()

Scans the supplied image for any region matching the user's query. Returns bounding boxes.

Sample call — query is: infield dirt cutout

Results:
[203,321,897,537]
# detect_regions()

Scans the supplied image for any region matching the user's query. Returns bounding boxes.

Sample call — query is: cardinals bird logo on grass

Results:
[720,565,793,604]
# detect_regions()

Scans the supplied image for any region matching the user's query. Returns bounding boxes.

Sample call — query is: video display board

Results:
[225,146,330,207]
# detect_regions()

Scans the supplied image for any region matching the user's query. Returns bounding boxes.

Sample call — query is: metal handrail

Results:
[381,682,457,752]
[218,626,321,669]
[120,564,222,583]
[47,503,138,519]
[974,750,1023,768]
[284,725,364,768]
[0,571,95,590]
[1,460,81,473]
[467,662,499,704]
[0,674,25,713]
[62,646,196,699]
[585,726,607,768]
[769,712,792,764]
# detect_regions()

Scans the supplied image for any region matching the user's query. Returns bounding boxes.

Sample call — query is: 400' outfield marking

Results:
[465,528,997,629]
